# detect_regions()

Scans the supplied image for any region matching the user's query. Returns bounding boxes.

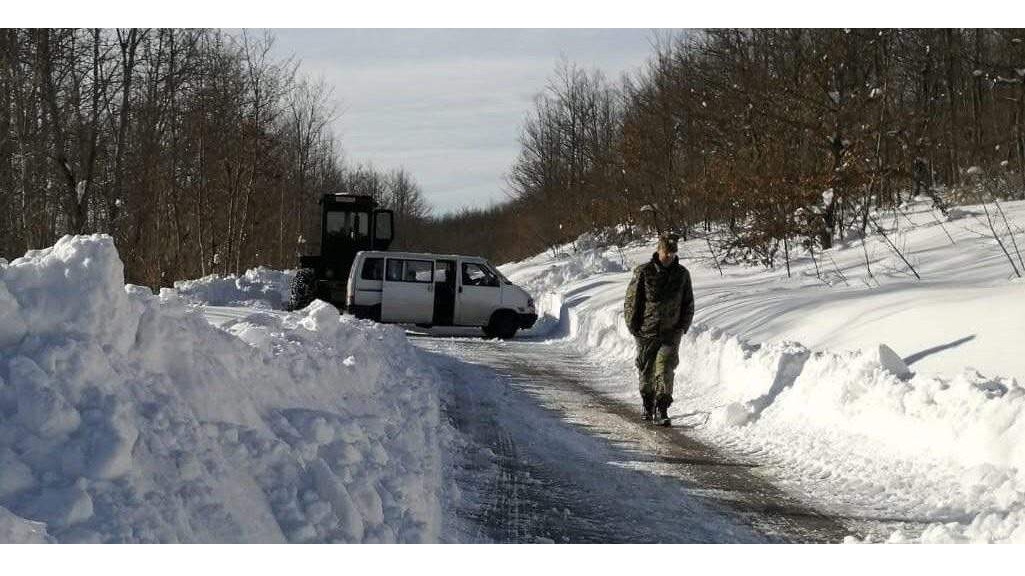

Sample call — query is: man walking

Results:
[623,234,695,426]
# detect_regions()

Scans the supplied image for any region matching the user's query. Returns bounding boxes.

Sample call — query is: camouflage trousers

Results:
[635,336,680,409]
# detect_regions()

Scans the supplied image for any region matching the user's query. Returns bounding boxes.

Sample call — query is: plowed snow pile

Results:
[173,267,294,309]
[503,198,1025,543]
[0,235,443,543]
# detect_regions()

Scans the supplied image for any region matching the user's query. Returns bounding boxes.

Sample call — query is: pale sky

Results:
[268,29,661,214]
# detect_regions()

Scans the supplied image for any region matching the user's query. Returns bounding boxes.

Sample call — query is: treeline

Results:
[7,29,1023,278]
[417,29,1025,265]
[0,28,431,287]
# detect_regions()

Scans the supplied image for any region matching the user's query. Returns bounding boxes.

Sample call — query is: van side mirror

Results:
[374,210,394,247]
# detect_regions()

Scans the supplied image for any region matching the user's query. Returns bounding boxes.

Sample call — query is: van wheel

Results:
[288,268,317,311]
[484,310,519,340]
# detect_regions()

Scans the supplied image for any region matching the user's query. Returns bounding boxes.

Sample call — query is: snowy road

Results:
[415,335,854,543]
[197,306,907,543]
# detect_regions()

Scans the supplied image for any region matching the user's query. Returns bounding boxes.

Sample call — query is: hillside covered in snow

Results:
[501,198,1025,543]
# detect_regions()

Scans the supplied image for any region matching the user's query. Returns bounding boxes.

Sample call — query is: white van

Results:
[346,251,537,339]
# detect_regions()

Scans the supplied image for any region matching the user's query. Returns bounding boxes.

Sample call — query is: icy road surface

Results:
[414,333,864,543]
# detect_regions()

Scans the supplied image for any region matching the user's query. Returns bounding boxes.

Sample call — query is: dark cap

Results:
[657,234,679,253]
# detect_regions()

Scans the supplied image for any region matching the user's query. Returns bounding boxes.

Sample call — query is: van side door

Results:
[456,260,501,326]
[381,257,435,323]
[432,259,457,326]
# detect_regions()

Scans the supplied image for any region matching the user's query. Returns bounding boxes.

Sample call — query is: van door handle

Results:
[458,286,463,294]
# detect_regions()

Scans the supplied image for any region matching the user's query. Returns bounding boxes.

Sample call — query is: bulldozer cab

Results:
[321,194,393,255]
[291,194,394,310]
[315,193,393,272]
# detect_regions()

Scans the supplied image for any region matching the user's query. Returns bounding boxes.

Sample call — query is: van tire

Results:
[484,310,519,340]
[288,268,317,311]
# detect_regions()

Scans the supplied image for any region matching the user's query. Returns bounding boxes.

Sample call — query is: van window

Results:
[434,261,452,283]
[361,257,384,280]
[385,258,433,283]
[386,259,404,282]
[405,260,433,282]
[462,262,500,287]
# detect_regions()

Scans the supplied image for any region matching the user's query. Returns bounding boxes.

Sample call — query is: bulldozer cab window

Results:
[325,211,369,241]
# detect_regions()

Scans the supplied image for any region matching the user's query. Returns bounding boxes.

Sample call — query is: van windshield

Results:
[486,262,512,285]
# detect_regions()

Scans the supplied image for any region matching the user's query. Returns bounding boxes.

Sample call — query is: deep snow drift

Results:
[502,198,1025,543]
[0,235,443,543]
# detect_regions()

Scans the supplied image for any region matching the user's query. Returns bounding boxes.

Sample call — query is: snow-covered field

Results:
[0,235,444,543]
[501,198,1025,543]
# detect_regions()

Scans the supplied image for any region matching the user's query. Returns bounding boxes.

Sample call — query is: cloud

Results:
[270,29,658,213]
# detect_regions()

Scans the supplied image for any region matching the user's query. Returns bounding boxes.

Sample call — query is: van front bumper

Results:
[519,313,538,329]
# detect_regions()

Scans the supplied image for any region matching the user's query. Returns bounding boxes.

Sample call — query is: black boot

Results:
[657,406,670,426]
[656,398,671,427]
[641,393,655,421]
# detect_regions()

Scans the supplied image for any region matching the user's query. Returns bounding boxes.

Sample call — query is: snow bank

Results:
[540,278,1025,473]
[502,200,1025,543]
[0,235,443,543]
[173,267,294,309]
[518,249,627,300]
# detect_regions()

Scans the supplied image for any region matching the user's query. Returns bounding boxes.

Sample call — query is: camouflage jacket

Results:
[624,253,695,343]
